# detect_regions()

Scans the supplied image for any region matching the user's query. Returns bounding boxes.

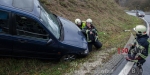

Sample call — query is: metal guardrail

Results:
[89,33,135,75]
[142,18,150,36]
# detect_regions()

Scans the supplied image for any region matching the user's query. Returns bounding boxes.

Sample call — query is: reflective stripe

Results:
[95,36,98,41]
[149,45,150,55]
[134,39,146,53]
[86,30,91,42]
[139,46,145,50]
[132,38,147,59]
[139,54,147,59]
[130,49,136,54]
[131,60,138,62]
[86,30,89,34]
[91,29,98,41]
[147,39,150,55]
[85,28,98,42]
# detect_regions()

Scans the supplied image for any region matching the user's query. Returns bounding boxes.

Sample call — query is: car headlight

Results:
[84,48,89,54]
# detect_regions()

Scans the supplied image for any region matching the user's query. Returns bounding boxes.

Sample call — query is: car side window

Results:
[15,14,49,40]
[0,10,9,34]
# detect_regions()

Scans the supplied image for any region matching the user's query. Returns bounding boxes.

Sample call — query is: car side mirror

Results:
[47,39,53,44]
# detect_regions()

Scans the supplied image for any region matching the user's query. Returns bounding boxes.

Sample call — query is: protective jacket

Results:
[82,25,98,42]
[78,21,86,29]
[136,34,149,59]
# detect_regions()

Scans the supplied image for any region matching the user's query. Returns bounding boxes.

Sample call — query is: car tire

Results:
[60,54,77,62]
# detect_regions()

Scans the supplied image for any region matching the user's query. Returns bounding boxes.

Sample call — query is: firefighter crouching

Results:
[82,18,102,52]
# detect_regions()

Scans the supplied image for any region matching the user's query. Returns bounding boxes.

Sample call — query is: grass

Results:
[0,0,145,75]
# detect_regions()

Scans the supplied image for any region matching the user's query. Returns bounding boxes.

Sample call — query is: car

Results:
[136,10,145,17]
[0,0,89,61]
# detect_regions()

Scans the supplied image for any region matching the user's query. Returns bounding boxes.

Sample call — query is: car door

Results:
[0,9,13,56]
[12,13,59,59]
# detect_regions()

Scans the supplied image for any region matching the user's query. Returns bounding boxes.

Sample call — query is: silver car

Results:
[136,10,145,17]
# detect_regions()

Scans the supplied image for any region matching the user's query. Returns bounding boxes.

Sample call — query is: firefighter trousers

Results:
[88,40,102,52]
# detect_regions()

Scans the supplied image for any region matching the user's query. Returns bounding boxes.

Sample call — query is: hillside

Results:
[41,0,143,48]
[0,0,144,75]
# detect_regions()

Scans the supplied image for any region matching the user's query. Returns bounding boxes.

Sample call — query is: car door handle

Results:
[18,39,27,43]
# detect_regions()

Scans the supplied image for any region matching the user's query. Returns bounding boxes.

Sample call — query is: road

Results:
[140,14,150,75]
[112,12,150,75]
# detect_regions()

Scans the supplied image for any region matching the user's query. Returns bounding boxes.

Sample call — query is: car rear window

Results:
[12,0,34,11]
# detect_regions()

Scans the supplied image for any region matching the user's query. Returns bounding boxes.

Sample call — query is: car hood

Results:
[58,17,87,49]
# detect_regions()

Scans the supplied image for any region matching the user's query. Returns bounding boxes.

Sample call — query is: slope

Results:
[0,0,144,75]
[41,0,143,48]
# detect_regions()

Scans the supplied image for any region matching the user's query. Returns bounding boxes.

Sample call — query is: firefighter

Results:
[126,25,149,69]
[82,18,102,52]
[75,18,86,29]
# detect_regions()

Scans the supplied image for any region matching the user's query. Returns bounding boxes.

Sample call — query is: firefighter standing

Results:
[82,18,102,52]
[126,25,149,69]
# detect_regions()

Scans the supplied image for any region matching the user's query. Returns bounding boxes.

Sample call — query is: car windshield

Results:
[137,10,144,13]
[40,4,60,39]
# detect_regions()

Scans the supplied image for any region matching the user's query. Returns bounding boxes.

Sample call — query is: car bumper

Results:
[137,14,145,17]
[80,48,89,56]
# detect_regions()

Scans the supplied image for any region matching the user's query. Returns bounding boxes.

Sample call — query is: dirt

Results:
[65,48,118,75]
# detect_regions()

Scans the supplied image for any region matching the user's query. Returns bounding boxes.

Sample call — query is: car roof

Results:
[137,10,145,14]
[0,0,41,18]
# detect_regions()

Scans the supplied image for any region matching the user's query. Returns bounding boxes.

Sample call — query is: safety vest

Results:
[81,21,86,29]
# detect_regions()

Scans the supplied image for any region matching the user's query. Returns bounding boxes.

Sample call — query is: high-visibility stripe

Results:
[139,54,147,59]
[85,28,98,42]
[131,60,138,62]
[147,39,150,55]
[95,36,98,41]
[86,30,91,42]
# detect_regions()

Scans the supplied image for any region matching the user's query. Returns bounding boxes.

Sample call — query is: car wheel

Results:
[60,54,77,62]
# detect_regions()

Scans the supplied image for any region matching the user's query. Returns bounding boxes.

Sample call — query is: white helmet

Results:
[86,18,92,23]
[75,18,81,24]
[133,25,147,35]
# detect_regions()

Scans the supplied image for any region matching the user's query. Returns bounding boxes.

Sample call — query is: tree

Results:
[124,0,150,11]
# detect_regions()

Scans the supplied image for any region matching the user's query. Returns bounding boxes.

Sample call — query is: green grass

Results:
[0,0,144,75]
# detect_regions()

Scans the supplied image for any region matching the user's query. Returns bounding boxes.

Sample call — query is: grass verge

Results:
[0,0,145,75]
